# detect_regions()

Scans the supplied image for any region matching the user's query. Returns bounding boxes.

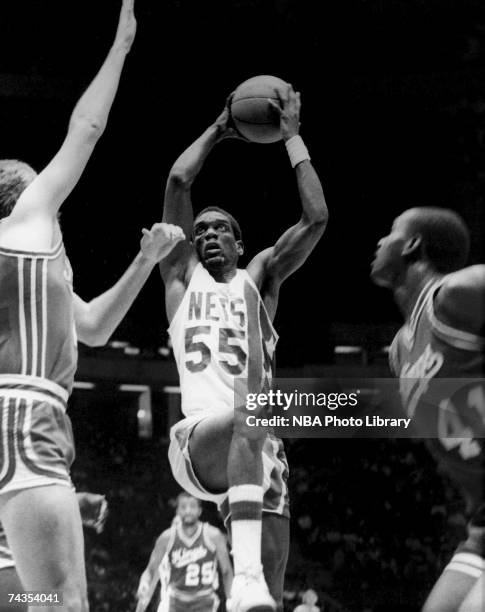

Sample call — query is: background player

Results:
[0,2,181,611]
[136,492,233,612]
[159,85,328,611]
[292,589,320,612]
[371,207,485,612]
[0,493,108,612]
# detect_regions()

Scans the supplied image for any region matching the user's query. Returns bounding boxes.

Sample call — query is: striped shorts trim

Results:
[0,375,68,413]
[0,393,74,497]
[168,413,290,521]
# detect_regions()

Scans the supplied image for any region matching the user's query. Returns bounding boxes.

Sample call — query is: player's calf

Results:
[0,487,89,612]
[228,410,276,611]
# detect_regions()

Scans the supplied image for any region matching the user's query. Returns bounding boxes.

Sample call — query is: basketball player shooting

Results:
[136,492,233,612]
[160,84,328,611]
[371,208,485,612]
[0,1,182,611]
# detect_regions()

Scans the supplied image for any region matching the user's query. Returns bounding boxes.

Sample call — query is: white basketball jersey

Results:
[169,263,278,417]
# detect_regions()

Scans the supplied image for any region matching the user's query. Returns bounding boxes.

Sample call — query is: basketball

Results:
[230,75,288,144]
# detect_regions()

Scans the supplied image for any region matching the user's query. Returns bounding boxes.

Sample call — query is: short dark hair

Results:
[0,160,37,220]
[406,207,470,273]
[176,491,201,507]
[193,206,242,241]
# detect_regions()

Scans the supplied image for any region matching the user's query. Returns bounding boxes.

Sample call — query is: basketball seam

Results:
[232,96,279,103]
[232,118,276,125]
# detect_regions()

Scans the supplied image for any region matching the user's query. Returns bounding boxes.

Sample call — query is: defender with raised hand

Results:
[0,3,151,611]
[160,84,328,612]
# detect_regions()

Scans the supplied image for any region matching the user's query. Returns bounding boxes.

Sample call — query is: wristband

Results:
[285,135,310,168]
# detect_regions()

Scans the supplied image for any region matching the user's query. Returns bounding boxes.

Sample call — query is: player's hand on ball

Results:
[115,0,137,53]
[268,83,301,142]
[140,223,185,263]
[214,95,250,142]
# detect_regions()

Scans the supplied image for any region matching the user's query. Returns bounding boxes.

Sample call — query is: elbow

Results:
[312,214,328,228]
[168,166,192,189]
[69,116,105,143]
[305,212,328,233]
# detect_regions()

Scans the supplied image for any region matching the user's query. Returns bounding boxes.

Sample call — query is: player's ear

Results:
[401,234,422,258]
[236,240,244,256]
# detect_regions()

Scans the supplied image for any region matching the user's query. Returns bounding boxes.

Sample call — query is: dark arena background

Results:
[1,1,485,611]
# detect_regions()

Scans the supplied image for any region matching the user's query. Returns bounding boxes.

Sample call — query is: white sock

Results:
[228,484,264,576]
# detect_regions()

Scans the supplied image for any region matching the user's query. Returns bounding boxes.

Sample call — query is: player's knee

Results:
[233,407,268,441]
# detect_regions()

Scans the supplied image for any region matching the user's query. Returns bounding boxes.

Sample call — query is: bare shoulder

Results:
[160,252,199,323]
[159,244,198,284]
[435,265,485,336]
[246,247,281,321]
[246,247,274,290]
[0,214,56,252]
[157,528,173,546]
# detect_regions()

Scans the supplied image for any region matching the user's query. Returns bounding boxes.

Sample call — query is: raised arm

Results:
[247,85,328,290]
[136,531,170,612]
[211,527,234,601]
[5,0,137,247]
[159,99,243,281]
[74,223,184,346]
[160,100,243,321]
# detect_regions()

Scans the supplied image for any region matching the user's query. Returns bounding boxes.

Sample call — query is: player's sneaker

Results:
[229,572,276,612]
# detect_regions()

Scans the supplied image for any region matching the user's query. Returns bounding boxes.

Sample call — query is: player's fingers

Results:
[274,87,285,107]
[267,99,282,115]
[141,228,150,237]
[226,91,236,108]
[285,83,294,102]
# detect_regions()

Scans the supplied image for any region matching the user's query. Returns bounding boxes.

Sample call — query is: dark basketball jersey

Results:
[161,522,219,601]
[0,241,77,395]
[390,278,485,513]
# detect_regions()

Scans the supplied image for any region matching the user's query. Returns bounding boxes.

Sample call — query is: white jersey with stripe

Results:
[159,522,219,601]
[389,276,485,513]
[0,241,77,398]
[169,263,278,417]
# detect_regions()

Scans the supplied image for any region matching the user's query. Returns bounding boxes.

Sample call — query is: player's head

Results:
[192,207,243,273]
[371,207,470,288]
[175,492,202,526]
[0,160,37,220]
[302,589,318,605]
